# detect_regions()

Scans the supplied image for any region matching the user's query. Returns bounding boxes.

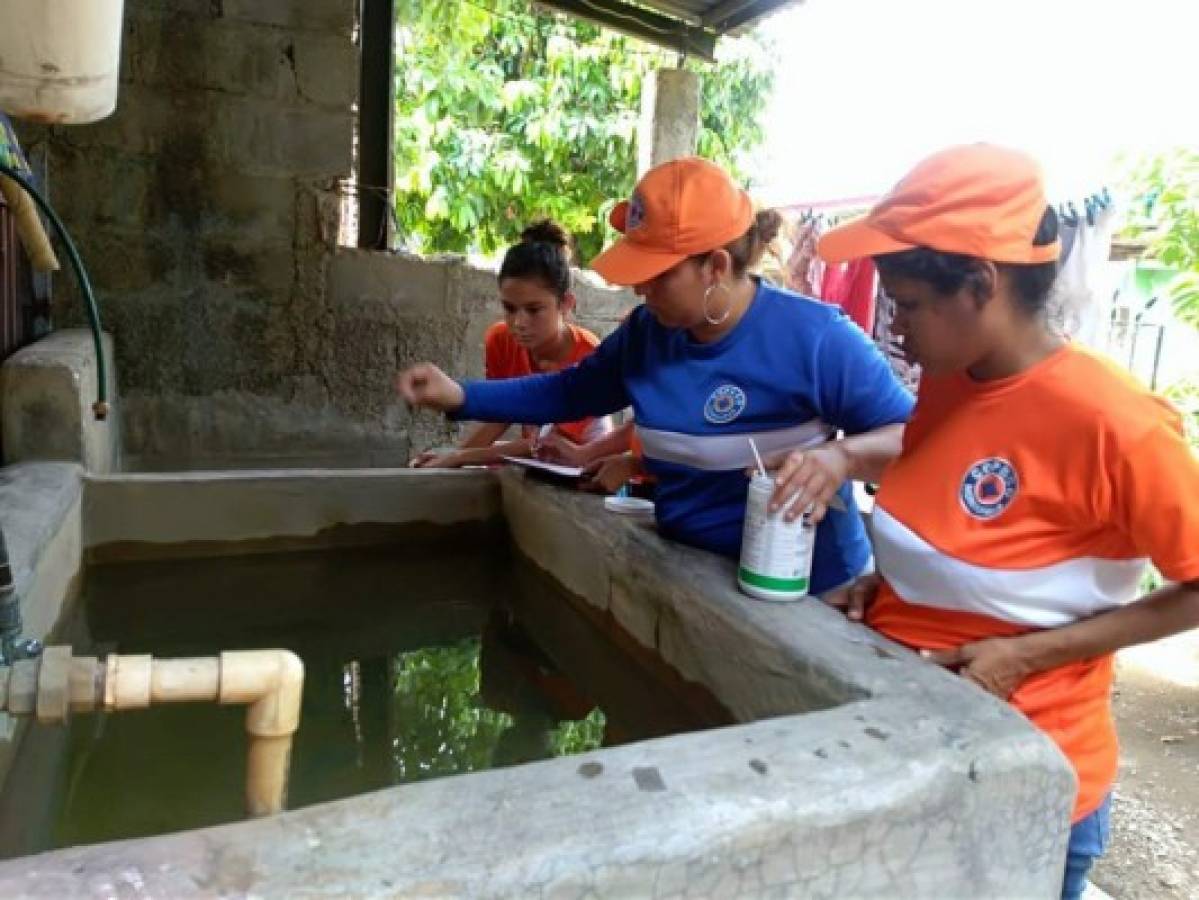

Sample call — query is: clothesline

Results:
[1056,187,1113,229]
[779,187,1112,223]
[770,183,1116,395]
[776,194,879,216]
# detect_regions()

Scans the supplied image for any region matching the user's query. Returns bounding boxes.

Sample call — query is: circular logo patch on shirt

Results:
[960,457,1019,520]
[703,384,747,424]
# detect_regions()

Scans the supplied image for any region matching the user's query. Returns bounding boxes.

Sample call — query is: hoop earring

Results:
[703,282,733,326]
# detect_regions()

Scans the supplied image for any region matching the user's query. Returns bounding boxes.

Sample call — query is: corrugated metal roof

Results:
[534,0,796,60]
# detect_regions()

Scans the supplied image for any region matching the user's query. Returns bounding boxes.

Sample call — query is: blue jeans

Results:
[1061,793,1112,900]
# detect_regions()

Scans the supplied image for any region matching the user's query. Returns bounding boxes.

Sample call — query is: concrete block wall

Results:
[14,0,631,471]
[14,0,354,470]
[326,251,634,456]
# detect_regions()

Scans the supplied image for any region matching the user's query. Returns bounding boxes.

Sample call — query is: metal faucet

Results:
[0,527,43,667]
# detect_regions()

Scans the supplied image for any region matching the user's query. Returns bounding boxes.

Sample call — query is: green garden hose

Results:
[0,160,108,419]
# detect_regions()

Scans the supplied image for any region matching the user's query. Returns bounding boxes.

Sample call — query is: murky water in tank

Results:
[0,534,728,855]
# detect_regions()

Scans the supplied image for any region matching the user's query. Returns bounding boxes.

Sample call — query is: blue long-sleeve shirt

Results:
[458,280,914,593]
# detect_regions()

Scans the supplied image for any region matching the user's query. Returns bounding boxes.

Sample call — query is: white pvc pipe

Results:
[218,650,306,816]
[5,646,305,817]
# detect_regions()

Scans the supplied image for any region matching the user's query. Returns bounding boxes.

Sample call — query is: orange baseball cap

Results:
[590,157,754,286]
[818,144,1060,265]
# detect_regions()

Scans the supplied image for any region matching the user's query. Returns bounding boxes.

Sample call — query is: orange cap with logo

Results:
[818,144,1060,265]
[590,157,754,286]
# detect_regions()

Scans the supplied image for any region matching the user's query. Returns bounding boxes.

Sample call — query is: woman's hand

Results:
[767,442,851,523]
[409,450,438,468]
[534,432,587,467]
[409,450,463,469]
[821,573,880,622]
[395,364,465,413]
[582,453,644,494]
[924,637,1037,700]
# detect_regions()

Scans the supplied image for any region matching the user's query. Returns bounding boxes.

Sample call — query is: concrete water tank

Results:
[0,0,125,124]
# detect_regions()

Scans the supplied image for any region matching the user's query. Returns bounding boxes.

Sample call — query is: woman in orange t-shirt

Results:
[410,220,616,469]
[817,145,1199,900]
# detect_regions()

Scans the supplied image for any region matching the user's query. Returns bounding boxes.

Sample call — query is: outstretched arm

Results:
[397,326,632,426]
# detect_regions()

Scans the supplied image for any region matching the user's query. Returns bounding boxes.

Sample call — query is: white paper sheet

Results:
[501,456,584,479]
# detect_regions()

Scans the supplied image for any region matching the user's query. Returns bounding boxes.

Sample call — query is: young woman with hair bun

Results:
[410,219,613,468]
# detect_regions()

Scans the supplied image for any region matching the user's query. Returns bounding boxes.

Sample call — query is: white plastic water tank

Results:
[0,0,125,124]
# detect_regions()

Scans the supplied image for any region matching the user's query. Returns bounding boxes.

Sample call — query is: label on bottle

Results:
[738,476,815,594]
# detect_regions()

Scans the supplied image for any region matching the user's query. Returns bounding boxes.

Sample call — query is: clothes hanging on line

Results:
[783,215,825,297]
[820,257,877,334]
[1048,190,1118,349]
[779,207,878,338]
[872,281,921,392]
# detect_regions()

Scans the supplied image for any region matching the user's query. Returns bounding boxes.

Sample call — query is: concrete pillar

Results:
[637,68,700,176]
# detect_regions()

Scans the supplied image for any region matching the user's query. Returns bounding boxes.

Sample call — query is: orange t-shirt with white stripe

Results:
[484,321,603,445]
[868,344,1199,822]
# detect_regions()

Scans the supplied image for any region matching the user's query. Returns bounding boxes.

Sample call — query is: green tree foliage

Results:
[389,637,604,782]
[393,0,775,261]
[390,639,515,781]
[551,706,606,755]
[1119,149,1199,447]
[1120,149,1199,330]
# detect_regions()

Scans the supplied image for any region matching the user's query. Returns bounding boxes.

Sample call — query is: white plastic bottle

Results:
[737,475,816,601]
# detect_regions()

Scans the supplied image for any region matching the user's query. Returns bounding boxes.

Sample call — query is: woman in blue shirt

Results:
[397,158,913,594]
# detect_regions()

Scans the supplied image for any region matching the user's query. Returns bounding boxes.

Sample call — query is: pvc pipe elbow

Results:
[219,650,305,737]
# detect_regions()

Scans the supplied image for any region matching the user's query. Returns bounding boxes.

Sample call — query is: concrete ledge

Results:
[502,470,868,718]
[0,463,83,641]
[497,470,1078,894]
[1,331,119,474]
[0,463,83,790]
[83,468,502,553]
[0,702,1071,898]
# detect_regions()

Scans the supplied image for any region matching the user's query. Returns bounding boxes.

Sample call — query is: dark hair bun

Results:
[754,208,784,246]
[520,218,570,249]
[500,219,575,298]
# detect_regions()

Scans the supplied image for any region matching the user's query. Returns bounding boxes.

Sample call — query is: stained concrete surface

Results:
[0,468,1076,897]
[0,705,1071,899]
[82,468,501,550]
